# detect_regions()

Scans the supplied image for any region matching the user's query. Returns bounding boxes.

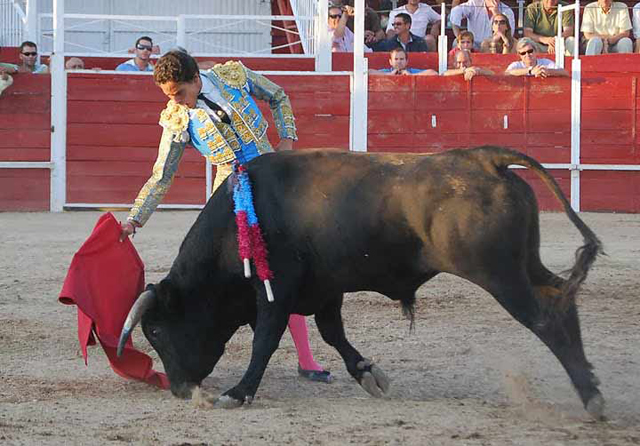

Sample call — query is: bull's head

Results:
[117,281,230,398]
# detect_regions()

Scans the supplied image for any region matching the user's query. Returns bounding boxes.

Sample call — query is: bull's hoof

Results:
[586,393,606,421]
[357,359,390,397]
[213,394,244,409]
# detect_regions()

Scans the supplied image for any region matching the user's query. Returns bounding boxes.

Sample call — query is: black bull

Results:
[118,146,604,418]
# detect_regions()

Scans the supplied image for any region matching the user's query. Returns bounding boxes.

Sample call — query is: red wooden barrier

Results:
[367,74,572,210]
[0,75,51,211]
[65,73,351,206]
[580,71,640,212]
[1,57,640,213]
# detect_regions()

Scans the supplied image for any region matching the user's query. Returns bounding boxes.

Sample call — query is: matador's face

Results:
[159,73,202,109]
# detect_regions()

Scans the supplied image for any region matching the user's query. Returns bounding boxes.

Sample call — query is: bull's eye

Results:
[150,328,160,338]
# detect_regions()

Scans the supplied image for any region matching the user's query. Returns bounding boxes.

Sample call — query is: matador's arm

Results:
[127,128,187,226]
[245,68,298,141]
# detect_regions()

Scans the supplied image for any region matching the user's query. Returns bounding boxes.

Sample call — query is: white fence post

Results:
[50,0,66,212]
[315,0,331,72]
[556,5,564,68]
[350,0,367,152]
[176,15,186,49]
[438,2,448,74]
[25,0,38,43]
[570,0,581,212]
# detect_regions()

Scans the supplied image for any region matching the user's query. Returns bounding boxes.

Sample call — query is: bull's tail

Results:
[476,146,603,308]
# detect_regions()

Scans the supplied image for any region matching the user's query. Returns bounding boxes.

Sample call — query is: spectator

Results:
[341,0,386,47]
[116,36,155,71]
[444,49,494,80]
[450,0,516,51]
[385,0,440,52]
[369,47,438,75]
[581,0,633,55]
[65,57,84,70]
[448,30,476,58]
[373,12,430,52]
[328,3,373,52]
[480,12,516,53]
[635,2,640,52]
[0,62,18,77]
[8,41,49,74]
[524,0,576,56]
[0,68,13,97]
[505,37,569,77]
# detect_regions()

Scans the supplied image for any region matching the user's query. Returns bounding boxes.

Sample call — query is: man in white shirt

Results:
[450,0,516,50]
[505,37,569,77]
[581,0,632,55]
[385,0,441,52]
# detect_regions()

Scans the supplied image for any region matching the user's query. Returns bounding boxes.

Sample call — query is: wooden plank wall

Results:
[368,74,572,211]
[1,58,639,213]
[65,73,351,206]
[0,75,51,211]
[580,72,640,212]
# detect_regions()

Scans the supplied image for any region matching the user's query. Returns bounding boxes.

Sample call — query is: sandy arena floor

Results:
[1,210,639,445]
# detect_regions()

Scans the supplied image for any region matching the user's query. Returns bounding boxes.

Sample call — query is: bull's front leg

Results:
[214,293,290,409]
[314,293,390,398]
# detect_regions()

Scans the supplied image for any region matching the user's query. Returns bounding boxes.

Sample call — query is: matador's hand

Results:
[119,221,137,242]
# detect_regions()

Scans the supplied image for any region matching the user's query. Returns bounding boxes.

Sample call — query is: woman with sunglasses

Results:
[480,13,516,54]
[505,37,568,77]
[327,4,372,53]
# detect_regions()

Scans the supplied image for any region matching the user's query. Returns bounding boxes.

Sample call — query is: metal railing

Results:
[289,0,317,54]
[35,12,315,57]
[0,0,24,46]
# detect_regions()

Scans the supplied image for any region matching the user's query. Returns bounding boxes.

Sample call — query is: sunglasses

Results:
[136,44,153,51]
[518,48,535,56]
[22,52,37,56]
[329,13,342,19]
[493,19,507,25]
[392,22,405,27]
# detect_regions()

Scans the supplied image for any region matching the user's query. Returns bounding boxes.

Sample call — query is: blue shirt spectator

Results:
[369,47,437,76]
[116,36,155,72]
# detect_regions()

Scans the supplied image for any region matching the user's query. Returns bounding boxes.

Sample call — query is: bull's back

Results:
[248,150,535,287]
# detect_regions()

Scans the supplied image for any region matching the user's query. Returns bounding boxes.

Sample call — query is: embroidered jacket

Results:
[128,61,297,226]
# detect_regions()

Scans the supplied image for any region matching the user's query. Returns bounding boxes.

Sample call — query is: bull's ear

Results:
[155,278,183,314]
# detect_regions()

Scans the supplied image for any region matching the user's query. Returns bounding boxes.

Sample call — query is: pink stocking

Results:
[288,314,323,371]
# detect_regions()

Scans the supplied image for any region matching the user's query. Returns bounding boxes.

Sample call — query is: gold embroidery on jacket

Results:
[211,61,248,89]
[159,100,190,133]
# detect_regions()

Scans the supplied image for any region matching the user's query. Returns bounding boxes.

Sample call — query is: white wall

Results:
[36,0,272,55]
[0,0,25,46]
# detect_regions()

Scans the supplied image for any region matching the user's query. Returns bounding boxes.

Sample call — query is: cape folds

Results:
[59,212,169,389]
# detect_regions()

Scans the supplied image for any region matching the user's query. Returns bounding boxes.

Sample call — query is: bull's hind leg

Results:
[478,266,604,419]
[314,293,390,397]
[527,267,604,419]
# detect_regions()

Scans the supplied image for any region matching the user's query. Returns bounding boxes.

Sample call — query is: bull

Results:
[118,146,604,418]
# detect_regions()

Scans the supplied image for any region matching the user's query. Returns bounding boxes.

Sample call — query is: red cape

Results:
[59,212,169,389]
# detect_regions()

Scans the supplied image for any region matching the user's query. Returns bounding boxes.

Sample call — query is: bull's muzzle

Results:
[117,289,157,357]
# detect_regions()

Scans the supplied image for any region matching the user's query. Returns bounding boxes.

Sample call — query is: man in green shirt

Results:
[524,0,576,56]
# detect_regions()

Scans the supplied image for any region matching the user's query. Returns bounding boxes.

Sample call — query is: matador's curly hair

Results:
[153,50,199,85]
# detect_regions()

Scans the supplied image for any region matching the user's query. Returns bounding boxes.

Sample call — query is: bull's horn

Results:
[117,289,156,357]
